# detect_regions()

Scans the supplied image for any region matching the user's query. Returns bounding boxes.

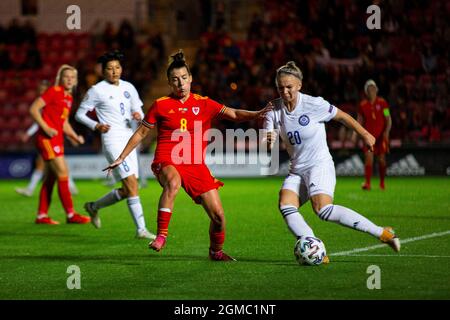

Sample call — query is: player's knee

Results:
[312,202,323,216]
[165,178,181,197]
[210,208,225,226]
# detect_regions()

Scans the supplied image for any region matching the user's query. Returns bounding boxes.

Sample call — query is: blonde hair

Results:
[275,61,303,86]
[55,64,78,92]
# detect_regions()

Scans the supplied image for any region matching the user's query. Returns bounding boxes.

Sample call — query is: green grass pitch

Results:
[0,177,449,300]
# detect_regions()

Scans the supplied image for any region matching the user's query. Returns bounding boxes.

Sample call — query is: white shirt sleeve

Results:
[263,109,275,131]
[315,97,338,122]
[129,84,144,119]
[75,87,99,131]
[26,122,39,136]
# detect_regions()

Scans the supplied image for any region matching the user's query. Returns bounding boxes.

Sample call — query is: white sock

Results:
[27,169,43,192]
[127,196,146,231]
[318,204,383,238]
[280,205,315,239]
[93,189,122,210]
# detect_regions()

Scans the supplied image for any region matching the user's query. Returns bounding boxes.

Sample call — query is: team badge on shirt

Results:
[192,107,200,115]
[124,91,131,99]
[299,115,310,126]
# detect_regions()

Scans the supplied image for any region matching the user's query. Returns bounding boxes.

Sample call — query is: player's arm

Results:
[63,119,84,145]
[29,97,57,138]
[351,109,364,143]
[333,108,375,152]
[221,103,273,122]
[75,90,111,133]
[20,122,39,142]
[103,123,152,172]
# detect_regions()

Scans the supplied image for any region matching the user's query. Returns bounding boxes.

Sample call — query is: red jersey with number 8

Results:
[142,93,226,164]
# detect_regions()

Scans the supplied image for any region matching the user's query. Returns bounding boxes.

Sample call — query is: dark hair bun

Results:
[170,50,185,63]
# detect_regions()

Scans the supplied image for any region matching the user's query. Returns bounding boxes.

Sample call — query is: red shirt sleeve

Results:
[142,101,158,128]
[381,99,389,110]
[40,86,56,104]
[206,97,227,119]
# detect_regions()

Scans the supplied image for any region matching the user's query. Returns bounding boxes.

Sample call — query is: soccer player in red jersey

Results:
[30,64,91,225]
[356,80,392,190]
[105,51,271,261]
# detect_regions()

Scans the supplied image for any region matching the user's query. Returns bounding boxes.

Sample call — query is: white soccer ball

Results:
[294,236,327,266]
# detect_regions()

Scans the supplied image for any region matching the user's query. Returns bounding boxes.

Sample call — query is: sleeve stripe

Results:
[215,105,227,119]
[141,119,156,128]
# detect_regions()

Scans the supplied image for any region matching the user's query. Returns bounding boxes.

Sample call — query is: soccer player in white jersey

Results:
[264,61,400,260]
[75,51,155,240]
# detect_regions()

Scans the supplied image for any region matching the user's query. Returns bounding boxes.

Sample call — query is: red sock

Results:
[57,176,75,215]
[38,174,56,215]
[379,163,386,187]
[364,164,372,186]
[209,229,225,253]
[157,209,172,236]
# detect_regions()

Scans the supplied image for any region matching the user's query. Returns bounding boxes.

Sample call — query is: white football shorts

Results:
[281,160,336,205]
[103,141,139,181]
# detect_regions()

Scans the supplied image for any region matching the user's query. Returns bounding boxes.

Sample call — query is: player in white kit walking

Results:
[264,62,400,260]
[75,51,155,240]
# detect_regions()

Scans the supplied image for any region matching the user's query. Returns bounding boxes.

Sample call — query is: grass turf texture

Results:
[0,177,449,300]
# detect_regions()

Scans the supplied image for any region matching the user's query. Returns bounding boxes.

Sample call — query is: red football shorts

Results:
[36,134,64,161]
[151,160,224,204]
[363,136,389,155]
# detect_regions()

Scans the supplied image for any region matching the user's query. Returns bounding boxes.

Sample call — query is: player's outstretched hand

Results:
[362,132,376,152]
[257,102,274,118]
[102,157,123,176]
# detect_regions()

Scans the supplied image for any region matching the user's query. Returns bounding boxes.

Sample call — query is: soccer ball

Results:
[294,236,327,266]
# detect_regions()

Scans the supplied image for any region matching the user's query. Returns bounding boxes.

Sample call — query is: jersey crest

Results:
[192,106,200,115]
[299,115,310,126]
[124,91,131,99]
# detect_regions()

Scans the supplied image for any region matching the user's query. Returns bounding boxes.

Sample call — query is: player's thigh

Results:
[158,165,182,191]
[306,162,335,214]
[280,173,302,208]
[306,162,336,199]
[47,156,69,178]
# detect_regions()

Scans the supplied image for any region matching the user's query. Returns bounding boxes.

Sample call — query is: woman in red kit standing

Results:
[30,64,90,225]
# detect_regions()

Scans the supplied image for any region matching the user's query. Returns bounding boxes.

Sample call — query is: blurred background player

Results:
[105,50,271,261]
[15,80,79,197]
[30,65,90,225]
[355,80,392,190]
[265,62,400,257]
[75,51,155,239]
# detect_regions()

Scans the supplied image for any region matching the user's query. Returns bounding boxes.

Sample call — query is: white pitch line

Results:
[330,230,450,257]
[342,254,450,259]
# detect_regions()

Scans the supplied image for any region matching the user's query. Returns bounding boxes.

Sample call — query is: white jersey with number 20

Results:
[264,93,338,172]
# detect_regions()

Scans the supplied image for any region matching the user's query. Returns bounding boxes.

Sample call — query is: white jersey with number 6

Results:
[264,93,338,172]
